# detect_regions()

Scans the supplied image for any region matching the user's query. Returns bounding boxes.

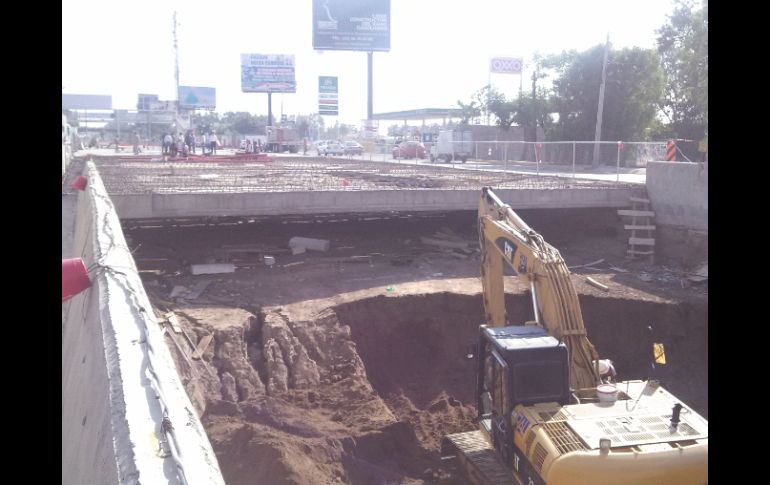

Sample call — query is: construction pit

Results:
[125,207,707,485]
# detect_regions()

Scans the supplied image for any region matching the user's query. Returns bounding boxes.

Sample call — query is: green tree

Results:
[221,112,266,135]
[456,99,481,125]
[656,0,708,140]
[191,112,221,134]
[549,45,664,141]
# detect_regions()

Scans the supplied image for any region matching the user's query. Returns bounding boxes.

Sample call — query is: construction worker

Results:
[132,132,141,155]
[210,132,219,155]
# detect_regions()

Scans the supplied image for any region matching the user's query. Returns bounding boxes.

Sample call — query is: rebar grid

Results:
[93,157,634,195]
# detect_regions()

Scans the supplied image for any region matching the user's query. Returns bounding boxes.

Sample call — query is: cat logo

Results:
[504,241,514,261]
[518,254,528,274]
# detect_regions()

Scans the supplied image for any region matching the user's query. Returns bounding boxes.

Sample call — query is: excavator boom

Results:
[478,187,599,389]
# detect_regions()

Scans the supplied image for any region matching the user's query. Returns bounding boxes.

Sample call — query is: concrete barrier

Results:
[110,187,635,220]
[646,161,708,264]
[62,162,224,485]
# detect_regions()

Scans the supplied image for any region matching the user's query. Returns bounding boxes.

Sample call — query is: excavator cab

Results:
[477,325,570,466]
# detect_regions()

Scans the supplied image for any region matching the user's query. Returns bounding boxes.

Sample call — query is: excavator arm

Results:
[478,187,600,390]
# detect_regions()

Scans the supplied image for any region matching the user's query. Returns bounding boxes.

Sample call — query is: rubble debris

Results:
[687,263,708,283]
[586,276,609,292]
[191,263,236,275]
[169,285,189,299]
[186,280,212,300]
[164,311,182,333]
[289,236,330,252]
[192,334,214,360]
[420,236,468,250]
[569,258,605,269]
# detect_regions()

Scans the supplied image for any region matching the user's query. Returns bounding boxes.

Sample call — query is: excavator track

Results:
[442,431,518,485]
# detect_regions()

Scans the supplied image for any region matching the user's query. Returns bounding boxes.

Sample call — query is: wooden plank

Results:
[629,196,651,204]
[164,311,182,333]
[624,225,656,231]
[629,237,655,246]
[627,249,655,255]
[617,210,655,217]
[192,334,214,360]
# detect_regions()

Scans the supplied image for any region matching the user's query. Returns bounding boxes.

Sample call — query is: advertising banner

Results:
[178,86,216,109]
[241,54,296,93]
[318,76,339,115]
[312,0,390,52]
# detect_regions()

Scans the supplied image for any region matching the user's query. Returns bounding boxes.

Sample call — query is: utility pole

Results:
[531,65,538,143]
[592,33,610,167]
[173,11,180,136]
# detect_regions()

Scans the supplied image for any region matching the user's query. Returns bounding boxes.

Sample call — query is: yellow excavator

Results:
[440,187,707,484]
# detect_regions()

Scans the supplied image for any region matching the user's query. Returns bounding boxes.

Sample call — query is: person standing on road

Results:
[201,132,208,155]
[210,131,219,155]
[185,130,195,154]
[163,132,173,155]
[132,132,141,155]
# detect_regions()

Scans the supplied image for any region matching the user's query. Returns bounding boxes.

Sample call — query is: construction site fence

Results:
[423,140,667,165]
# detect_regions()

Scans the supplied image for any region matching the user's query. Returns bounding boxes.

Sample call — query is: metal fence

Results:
[373,140,670,182]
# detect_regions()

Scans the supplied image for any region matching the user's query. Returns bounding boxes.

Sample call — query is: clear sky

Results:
[62,0,678,125]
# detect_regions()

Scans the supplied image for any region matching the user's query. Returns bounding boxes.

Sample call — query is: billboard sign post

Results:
[318,76,339,116]
[312,0,390,52]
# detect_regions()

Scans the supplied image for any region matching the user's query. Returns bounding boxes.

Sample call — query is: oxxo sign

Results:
[490,57,523,74]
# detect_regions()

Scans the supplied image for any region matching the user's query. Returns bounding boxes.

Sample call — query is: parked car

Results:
[314,140,328,155]
[343,140,364,156]
[323,141,345,156]
[392,141,426,159]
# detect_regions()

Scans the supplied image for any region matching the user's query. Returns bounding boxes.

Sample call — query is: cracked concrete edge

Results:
[63,162,225,485]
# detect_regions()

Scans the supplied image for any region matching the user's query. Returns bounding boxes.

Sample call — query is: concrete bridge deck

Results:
[89,157,638,219]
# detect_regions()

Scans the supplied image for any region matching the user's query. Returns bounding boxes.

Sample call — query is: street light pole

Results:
[173,11,180,135]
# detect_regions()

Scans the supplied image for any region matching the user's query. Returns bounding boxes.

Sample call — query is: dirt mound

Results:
[162,291,707,484]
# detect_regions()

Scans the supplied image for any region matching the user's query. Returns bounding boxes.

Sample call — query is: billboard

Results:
[490,57,523,74]
[318,76,339,116]
[312,0,390,52]
[178,86,216,109]
[62,94,113,110]
[241,54,296,93]
[137,93,159,111]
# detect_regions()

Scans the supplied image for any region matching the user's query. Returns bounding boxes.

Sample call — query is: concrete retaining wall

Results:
[646,161,708,265]
[111,187,634,220]
[62,162,224,485]
[646,161,707,230]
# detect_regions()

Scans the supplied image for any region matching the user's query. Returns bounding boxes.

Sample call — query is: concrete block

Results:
[191,263,236,275]
[289,237,330,252]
